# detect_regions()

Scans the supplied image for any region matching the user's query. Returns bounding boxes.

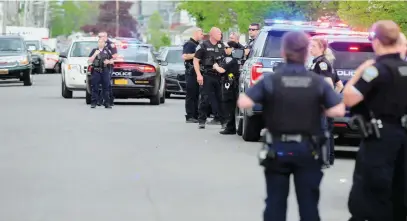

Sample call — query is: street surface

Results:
[0,74,356,221]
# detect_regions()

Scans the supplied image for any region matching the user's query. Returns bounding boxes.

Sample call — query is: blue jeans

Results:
[264,141,323,221]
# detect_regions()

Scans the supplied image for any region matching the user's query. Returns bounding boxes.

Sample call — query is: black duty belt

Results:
[272,134,311,143]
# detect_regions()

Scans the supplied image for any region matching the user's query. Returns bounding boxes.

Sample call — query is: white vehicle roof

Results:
[72,37,98,42]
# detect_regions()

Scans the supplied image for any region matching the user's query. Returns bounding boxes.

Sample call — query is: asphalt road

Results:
[0,74,357,221]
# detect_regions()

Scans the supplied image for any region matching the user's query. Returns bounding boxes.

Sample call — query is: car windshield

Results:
[70,41,98,57]
[117,45,152,62]
[166,49,183,63]
[330,42,375,69]
[25,41,40,50]
[0,38,24,51]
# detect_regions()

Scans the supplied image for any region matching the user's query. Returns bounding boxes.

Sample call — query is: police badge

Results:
[217,44,222,48]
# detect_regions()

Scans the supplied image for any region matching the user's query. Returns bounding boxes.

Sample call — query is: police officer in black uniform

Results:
[212,41,241,134]
[237,31,345,221]
[88,38,114,108]
[309,38,339,166]
[98,31,118,106]
[193,27,225,129]
[182,28,204,123]
[343,20,407,221]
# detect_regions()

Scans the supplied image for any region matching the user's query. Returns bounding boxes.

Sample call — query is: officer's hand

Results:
[213,63,219,69]
[359,59,375,70]
[94,50,100,56]
[197,74,203,85]
[103,60,110,65]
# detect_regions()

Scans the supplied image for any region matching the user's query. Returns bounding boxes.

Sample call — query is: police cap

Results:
[369,20,400,46]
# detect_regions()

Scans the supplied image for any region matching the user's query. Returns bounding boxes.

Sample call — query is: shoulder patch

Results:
[225,57,233,64]
[362,66,379,82]
[319,62,328,71]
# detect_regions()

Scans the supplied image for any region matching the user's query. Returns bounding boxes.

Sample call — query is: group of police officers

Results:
[182,23,259,134]
[183,20,406,221]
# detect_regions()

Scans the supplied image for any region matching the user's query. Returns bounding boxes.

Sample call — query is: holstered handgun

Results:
[350,113,382,139]
[311,132,330,166]
[258,129,276,167]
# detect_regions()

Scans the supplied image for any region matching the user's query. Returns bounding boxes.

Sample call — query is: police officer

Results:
[182,27,204,123]
[244,23,260,58]
[228,32,245,49]
[343,20,407,221]
[237,31,345,221]
[309,38,341,166]
[212,41,240,134]
[88,38,114,108]
[193,27,225,129]
[98,31,118,106]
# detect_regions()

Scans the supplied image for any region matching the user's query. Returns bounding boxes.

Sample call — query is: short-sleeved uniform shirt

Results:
[194,40,225,72]
[311,55,337,84]
[352,53,405,117]
[183,38,199,67]
[246,63,341,109]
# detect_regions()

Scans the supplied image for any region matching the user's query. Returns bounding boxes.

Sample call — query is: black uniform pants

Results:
[198,74,223,123]
[348,124,407,221]
[264,141,323,221]
[91,70,110,105]
[221,80,238,131]
[185,71,199,119]
[327,117,335,164]
[97,67,113,105]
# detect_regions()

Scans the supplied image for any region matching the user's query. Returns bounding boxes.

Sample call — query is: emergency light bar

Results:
[314,29,369,36]
[264,19,311,26]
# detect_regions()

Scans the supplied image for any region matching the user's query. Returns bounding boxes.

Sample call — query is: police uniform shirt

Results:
[183,38,199,66]
[105,39,117,55]
[219,56,239,75]
[311,55,336,84]
[245,64,342,110]
[89,48,113,71]
[194,40,225,68]
[353,54,407,115]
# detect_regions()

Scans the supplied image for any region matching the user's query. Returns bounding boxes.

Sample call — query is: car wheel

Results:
[54,63,61,74]
[242,112,262,142]
[23,69,33,86]
[160,90,166,104]
[150,90,160,105]
[165,92,171,98]
[61,78,73,98]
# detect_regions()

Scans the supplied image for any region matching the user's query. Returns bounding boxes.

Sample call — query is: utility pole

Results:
[43,0,49,28]
[115,0,119,37]
[1,2,6,34]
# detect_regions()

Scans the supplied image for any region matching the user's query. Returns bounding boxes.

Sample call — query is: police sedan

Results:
[86,43,166,105]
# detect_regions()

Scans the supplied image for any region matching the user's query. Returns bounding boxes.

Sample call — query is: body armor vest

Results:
[263,71,323,135]
[368,58,407,120]
[200,40,224,68]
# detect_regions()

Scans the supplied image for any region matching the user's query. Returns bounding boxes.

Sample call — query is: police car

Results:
[60,37,98,99]
[310,34,374,148]
[237,19,369,142]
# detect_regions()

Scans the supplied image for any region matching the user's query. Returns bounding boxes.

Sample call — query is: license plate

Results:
[114,79,128,85]
[0,69,8,75]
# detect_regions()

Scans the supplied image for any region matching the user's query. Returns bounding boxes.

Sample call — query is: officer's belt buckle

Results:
[279,134,303,143]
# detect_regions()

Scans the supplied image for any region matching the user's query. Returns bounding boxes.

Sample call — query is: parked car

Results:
[25,39,59,73]
[158,46,186,98]
[0,35,33,86]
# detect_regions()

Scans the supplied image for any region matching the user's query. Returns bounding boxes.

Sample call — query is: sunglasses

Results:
[225,46,230,49]
[98,35,106,38]
[248,28,258,31]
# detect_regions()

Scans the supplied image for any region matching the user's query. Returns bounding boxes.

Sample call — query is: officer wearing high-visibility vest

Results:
[238,31,345,221]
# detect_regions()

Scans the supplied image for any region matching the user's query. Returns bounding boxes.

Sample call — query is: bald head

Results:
[209,27,222,42]
[371,20,400,46]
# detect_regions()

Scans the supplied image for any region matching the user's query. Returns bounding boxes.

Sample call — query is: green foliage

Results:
[147,11,172,50]
[337,1,407,33]
[177,1,340,32]
[49,1,99,37]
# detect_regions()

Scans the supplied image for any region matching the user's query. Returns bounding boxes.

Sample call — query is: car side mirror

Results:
[159,60,168,66]
[232,49,244,59]
[59,52,67,58]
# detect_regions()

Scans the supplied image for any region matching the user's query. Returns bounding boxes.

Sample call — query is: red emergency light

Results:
[349,46,359,51]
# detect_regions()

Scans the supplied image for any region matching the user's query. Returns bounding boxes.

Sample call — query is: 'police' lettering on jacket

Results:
[281,76,312,88]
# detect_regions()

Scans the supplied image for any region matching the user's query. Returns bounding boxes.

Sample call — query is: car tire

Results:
[36,62,45,74]
[54,63,61,74]
[242,113,262,142]
[23,69,33,86]
[160,91,165,104]
[165,92,171,98]
[61,79,73,98]
[236,108,243,136]
[150,90,160,105]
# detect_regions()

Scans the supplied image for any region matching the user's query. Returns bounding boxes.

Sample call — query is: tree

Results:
[80,1,140,38]
[337,1,407,32]
[147,11,172,50]
[49,1,99,37]
[177,1,340,33]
